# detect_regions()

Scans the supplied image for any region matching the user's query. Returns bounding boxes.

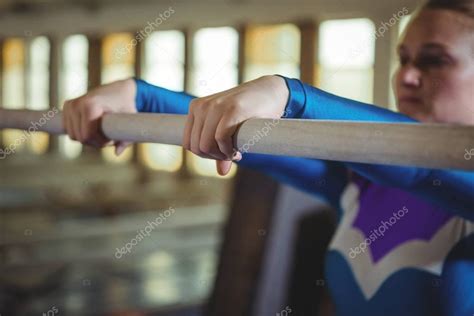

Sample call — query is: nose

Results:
[399,65,422,88]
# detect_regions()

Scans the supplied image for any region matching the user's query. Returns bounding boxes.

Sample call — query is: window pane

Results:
[2,38,27,154]
[188,27,239,178]
[318,18,375,103]
[399,14,412,37]
[388,14,413,110]
[144,30,185,90]
[101,33,135,163]
[59,35,89,159]
[244,24,300,81]
[102,33,135,84]
[190,27,238,96]
[26,36,50,154]
[141,30,185,172]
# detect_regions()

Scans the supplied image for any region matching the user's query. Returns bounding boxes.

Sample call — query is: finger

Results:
[67,110,78,141]
[71,107,83,142]
[200,111,228,160]
[215,112,241,160]
[80,108,109,147]
[115,141,131,156]
[62,103,73,140]
[216,160,233,176]
[183,112,194,151]
[190,114,207,158]
[84,139,113,148]
[232,150,242,161]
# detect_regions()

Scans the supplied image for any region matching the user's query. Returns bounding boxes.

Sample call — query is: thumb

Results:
[216,160,233,176]
[114,141,132,156]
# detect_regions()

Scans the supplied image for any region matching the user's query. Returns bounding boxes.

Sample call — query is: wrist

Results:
[266,75,290,117]
[131,78,145,112]
[274,76,307,118]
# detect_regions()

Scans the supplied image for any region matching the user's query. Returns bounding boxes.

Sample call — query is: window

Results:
[244,24,300,81]
[188,27,239,178]
[318,19,375,104]
[58,35,89,159]
[139,30,185,172]
[399,14,412,37]
[2,39,27,153]
[26,36,50,155]
[101,33,136,163]
[388,14,413,110]
[190,27,239,96]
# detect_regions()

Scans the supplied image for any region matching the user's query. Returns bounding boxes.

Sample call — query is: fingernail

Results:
[232,151,242,161]
[115,146,125,156]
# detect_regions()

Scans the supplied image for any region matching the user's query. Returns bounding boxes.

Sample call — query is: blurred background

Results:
[0,0,418,315]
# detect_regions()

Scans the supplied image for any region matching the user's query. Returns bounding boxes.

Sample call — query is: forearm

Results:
[238,153,348,208]
[135,79,192,114]
[134,78,347,207]
[281,76,474,219]
[281,76,416,123]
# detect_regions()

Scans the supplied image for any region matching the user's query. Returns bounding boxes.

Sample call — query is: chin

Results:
[397,102,436,123]
[397,107,432,123]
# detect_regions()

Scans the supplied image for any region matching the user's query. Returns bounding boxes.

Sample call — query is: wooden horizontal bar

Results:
[0,109,473,170]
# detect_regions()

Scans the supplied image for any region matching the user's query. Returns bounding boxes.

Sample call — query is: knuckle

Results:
[213,96,226,106]
[190,144,202,156]
[63,100,74,112]
[230,97,244,109]
[199,141,213,154]
[215,130,227,143]
[189,98,202,112]
[82,129,93,142]
[77,95,97,109]
[82,105,100,119]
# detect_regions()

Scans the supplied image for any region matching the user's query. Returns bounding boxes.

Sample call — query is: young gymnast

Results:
[62,0,474,314]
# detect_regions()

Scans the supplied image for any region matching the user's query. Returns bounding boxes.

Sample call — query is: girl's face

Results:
[394,9,474,124]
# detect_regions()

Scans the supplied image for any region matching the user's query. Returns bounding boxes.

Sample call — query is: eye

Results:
[398,55,409,66]
[416,55,450,68]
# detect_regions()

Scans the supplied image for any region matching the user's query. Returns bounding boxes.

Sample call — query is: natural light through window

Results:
[59,35,89,158]
[140,30,185,172]
[318,18,375,104]
[27,36,50,154]
[388,14,413,110]
[244,24,300,81]
[188,27,239,178]
[2,39,27,153]
[101,33,135,163]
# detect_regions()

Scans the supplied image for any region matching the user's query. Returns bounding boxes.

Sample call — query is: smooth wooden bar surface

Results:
[0,109,473,170]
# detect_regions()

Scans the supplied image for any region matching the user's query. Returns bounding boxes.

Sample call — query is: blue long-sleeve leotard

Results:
[135,77,473,220]
[134,77,474,316]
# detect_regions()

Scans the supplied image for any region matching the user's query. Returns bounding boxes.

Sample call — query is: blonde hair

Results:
[423,0,474,19]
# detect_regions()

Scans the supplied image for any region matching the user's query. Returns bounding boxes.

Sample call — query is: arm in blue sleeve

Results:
[237,154,348,208]
[281,76,474,220]
[134,78,348,208]
[135,79,193,115]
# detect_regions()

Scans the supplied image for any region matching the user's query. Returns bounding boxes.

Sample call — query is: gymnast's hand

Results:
[183,75,289,176]
[62,79,137,155]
